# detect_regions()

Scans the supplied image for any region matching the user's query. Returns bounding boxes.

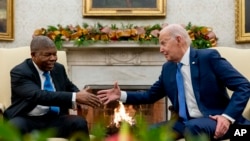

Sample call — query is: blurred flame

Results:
[113,101,135,127]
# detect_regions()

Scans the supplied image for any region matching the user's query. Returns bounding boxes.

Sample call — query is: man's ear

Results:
[31,52,37,61]
[31,52,35,57]
[176,36,182,43]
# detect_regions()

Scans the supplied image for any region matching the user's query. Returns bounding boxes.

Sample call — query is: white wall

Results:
[0,0,249,48]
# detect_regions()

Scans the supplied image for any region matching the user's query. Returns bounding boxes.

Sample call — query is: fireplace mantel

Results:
[63,42,165,86]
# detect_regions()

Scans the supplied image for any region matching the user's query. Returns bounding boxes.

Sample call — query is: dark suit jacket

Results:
[125,47,250,123]
[4,59,79,119]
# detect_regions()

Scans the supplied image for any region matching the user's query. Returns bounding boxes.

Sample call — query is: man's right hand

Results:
[76,86,101,108]
[97,82,121,105]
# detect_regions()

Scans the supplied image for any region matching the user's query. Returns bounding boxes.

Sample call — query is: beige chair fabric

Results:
[0,46,69,141]
[0,47,30,111]
[176,47,250,141]
[212,47,250,120]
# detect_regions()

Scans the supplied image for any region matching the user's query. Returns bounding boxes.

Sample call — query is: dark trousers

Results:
[7,114,90,140]
[150,117,230,141]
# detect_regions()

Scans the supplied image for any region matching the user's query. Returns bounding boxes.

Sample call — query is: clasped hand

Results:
[75,82,121,107]
[97,82,121,105]
[76,86,101,108]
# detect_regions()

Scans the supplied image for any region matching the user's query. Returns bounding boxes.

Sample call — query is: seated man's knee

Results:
[59,115,90,140]
[69,116,88,130]
[184,118,217,140]
[185,121,201,135]
[8,117,30,135]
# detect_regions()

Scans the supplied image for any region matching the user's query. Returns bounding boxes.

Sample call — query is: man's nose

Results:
[159,45,164,53]
[49,55,57,60]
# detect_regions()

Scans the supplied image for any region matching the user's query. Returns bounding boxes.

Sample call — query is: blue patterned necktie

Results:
[176,63,188,121]
[43,71,60,114]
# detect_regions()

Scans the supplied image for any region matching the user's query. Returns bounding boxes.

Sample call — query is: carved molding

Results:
[104,48,144,65]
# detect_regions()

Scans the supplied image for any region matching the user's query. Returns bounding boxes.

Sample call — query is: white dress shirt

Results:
[179,47,203,118]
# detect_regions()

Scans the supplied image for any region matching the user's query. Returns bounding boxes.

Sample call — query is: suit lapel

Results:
[189,48,201,102]
[50,65,60,91]
[166,62,179,110]
[27,59,42,86]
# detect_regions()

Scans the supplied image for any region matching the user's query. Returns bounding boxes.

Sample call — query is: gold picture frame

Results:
[83,0,166,16]
[0,0,14,41]
[235,0,250,43]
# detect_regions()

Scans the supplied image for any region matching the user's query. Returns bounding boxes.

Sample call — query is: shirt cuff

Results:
[222,113,235,124]
[120,91,127,103]
[72,92,77,110]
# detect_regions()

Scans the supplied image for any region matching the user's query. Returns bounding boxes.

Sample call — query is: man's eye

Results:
[43,54,51,57]
[161,42,166,45]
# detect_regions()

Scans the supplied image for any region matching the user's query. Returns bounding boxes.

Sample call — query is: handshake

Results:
[75,82,121,108]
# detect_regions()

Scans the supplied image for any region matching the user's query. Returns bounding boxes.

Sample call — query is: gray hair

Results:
[30,36,56,53]
[161,24,192,45]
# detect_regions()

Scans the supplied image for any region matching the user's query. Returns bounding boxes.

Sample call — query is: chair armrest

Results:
[168,105,179,120]
[0,103,5,113]
[243,101,250,120]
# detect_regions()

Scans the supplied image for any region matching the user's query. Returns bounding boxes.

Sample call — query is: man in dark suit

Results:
[97,24,250,140]
[3,36,101,140]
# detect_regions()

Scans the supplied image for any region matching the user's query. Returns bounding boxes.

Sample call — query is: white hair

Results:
[160,24,192,45]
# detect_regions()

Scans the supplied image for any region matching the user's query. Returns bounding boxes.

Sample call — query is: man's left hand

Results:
[209,115,231,139]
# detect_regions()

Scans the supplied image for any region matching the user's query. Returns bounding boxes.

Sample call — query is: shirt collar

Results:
[180,47,190,66]
[32,61,46,76]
